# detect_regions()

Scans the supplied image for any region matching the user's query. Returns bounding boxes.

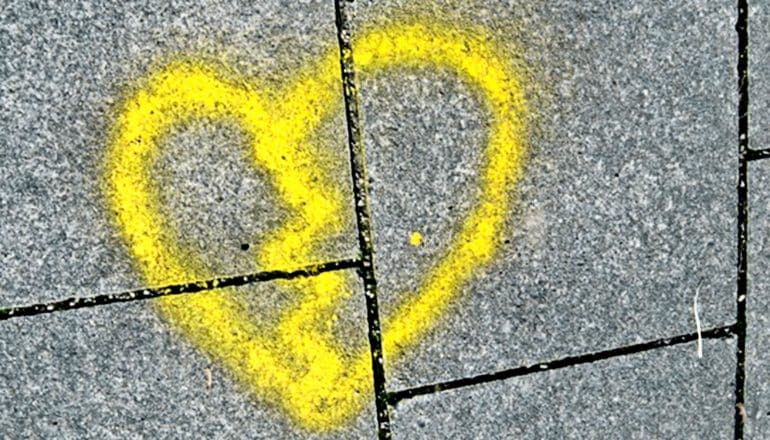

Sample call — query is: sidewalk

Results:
[0,1,757,438]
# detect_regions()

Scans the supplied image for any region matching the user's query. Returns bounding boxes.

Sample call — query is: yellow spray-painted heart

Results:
[105,22,527,431]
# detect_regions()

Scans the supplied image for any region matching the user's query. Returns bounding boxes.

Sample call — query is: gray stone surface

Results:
[0,0,357,307]
[390,339,735,439]
[352,0,737,389]
[747,4,770,439]
[0,0,746,438]
[0,289,375,440]
[751,2,770,151]
[747,163,770,438]
[0,1,368,438]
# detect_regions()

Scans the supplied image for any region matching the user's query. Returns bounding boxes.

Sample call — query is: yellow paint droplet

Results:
[409,231,423,247]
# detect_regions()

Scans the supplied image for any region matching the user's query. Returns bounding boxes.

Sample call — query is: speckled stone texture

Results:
[0,0,745,438]
[748,163,770,438]
[746,3,770,439]
[0,0,357,307]
[0,1,368,439]
[391,340,735,439]
[352,0,736,389]
[0,293,374,440]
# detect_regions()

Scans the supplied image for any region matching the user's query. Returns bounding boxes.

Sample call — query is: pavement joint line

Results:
[385,324,739,406]
[735,0,749,438]
[746,148,770,161]
[333,0,392,437]
[0,258,362,321]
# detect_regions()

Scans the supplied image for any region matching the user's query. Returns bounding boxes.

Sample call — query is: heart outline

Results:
[105,22,527,431]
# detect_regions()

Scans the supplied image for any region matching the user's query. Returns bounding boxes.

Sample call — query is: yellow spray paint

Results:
[105,22,527,431]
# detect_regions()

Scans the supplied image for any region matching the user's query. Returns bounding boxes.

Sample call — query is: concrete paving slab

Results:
[0,1,372,438]
[0,273,375,439]
[390,339,735,439]
[750,2,770,151]
[0,0,747,438]
[350,0,737,389]
[0,0,357,307]
[747,162,770,438]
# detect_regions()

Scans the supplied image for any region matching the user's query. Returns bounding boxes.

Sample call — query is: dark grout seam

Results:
[747,148,770,161]
[0,258,361,321]
[386,324,738,405]
[333,1,392,438]
[735,0,749,439]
